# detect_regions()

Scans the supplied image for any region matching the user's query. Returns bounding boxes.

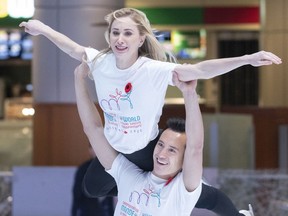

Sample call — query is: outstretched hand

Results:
[172,72,197,93]
[19,20,45,36]
[248,51,282,67]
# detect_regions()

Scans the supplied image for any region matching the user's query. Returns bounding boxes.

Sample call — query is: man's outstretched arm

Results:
[74,63,118,169]
[173,73,204,192]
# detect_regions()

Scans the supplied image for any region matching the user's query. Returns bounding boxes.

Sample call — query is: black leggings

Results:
[83,132,243,216]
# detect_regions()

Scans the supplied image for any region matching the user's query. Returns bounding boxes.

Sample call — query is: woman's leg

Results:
[196,183,243,216]
[123,131,161,171]
[83,157,117,198]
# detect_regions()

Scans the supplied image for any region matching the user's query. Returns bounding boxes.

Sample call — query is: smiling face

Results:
[152,129,187,180]
[109,16,145,69]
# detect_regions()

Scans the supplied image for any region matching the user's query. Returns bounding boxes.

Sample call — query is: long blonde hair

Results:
[92,8,176,65]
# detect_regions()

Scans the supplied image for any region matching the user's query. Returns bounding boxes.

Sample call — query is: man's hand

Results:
[74,62,90,79]
[172,72,197,94]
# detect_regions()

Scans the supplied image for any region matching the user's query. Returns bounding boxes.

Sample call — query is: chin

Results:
[153,170,169,179]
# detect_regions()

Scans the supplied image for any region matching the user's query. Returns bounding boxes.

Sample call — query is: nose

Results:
[157,148,167,159]
[116,34,124,44]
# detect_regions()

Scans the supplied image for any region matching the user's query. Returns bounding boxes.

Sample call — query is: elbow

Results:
[194,142,204,154]
[188,138,204,154]
[82,122,102,137]
[69,46,85,61]
[196,136,204,150]
[82,124,93,137]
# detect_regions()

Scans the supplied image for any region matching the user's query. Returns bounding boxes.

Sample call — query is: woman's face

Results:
[109,16,145,69]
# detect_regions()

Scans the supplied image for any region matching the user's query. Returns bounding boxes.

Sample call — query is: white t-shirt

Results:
[107,154,202,216]
[85,48,177,153]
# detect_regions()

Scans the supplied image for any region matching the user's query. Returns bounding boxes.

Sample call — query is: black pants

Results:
[83,132,243,216]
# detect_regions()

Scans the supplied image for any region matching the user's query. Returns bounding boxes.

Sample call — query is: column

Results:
[259,0,288,106]
[32,0,124,165]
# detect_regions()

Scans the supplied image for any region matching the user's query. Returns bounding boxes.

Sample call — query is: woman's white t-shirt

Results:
[85,48,177,153]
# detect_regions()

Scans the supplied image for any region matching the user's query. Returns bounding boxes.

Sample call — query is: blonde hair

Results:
[91,8,176,65]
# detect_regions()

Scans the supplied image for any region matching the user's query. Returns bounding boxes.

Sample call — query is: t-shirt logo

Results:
[100,82,133,110]
[129,183,162,208]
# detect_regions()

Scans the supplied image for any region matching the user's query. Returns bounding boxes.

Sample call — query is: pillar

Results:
[259,0,288,107]
[32,0,124,165]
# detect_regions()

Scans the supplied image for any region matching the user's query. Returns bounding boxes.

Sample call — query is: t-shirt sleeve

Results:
[173,174,202,215]
[148,60,178,87]
[106,154,140,185]
[84,47,100,71]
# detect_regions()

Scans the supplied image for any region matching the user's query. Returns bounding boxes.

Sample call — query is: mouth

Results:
[156,158,168,166]
[115,45,127,52]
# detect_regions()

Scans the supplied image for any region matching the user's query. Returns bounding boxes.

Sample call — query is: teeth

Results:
[116,46,126,50]
[157,159,167,165]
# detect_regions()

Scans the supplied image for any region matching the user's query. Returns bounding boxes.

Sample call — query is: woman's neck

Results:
[116,55,139,69]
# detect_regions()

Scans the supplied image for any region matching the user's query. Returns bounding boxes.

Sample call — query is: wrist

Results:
[42,24,53,36]
[242,54,251,65]
[182,89,197,98]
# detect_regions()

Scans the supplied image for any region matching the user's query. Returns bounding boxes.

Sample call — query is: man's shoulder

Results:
[109,154,145,177]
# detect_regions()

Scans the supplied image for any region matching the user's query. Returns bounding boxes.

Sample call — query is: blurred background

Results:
[0,0,288,215]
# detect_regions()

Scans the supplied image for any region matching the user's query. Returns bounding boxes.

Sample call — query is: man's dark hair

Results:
[166,117,185,133]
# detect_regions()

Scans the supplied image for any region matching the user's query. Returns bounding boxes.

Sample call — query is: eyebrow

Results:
[169,146,179,151]
[111,27,134,31]
[158,139,179,151]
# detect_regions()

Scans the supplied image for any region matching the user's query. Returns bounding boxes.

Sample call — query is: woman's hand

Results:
[246,50,282,67]
[19,20,47,36]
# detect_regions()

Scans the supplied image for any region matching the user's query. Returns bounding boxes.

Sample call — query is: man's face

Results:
[152,129,186,180]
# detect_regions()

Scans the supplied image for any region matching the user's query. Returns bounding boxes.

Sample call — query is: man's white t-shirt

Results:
[107,154,202,216]
[85,48,177,153]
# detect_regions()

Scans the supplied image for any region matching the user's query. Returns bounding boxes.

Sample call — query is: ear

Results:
[139,35,146,47]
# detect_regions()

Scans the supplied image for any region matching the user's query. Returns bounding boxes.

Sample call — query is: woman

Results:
[20,8,276,215]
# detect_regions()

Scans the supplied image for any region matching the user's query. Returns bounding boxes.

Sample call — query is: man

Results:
[74,62,254,216]
[74,62,203,216]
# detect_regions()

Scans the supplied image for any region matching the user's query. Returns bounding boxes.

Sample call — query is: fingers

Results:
[80,62,89,71]
[19,21,30,34]
[261,51,282,64]
[74,64,82,73]
[259,60,273,66]
[74,64,87,79]
[76,62,86,73]
[172,71,179,81]
[172,71,198,93]
[76,62,90,78]
[250,51,282,67]
[19,21,27,27]
[269,54,282,64]
[172,71,183,89]
[191,80,198,89]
